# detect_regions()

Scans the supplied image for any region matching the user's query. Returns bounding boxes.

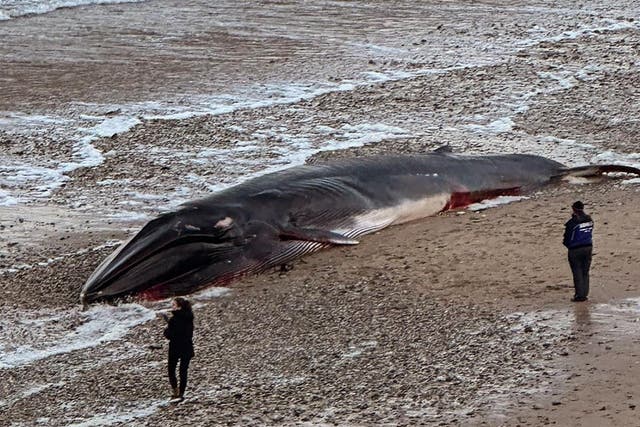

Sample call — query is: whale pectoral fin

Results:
[279,227,359,245]
[250,189,285,199]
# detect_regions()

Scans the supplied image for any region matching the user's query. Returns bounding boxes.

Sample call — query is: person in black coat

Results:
[162,297,195,400]
[562,201,594,302]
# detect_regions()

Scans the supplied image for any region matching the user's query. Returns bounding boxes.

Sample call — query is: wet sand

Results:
[2,181,640,425]
[2,0,640,425]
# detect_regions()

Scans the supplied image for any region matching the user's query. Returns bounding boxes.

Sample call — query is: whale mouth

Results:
[81,236,242,305]
[81,211,246,305]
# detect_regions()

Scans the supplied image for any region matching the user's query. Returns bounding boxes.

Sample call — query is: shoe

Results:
[571,296,588,302]
[171,387,180,398]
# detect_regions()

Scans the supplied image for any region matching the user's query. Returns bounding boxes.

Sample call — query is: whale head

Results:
[80,204,277,305]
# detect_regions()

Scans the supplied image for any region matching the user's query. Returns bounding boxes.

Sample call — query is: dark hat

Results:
[572,201,584,210]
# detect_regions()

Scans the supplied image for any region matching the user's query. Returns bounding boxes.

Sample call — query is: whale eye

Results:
[215,216,234,229]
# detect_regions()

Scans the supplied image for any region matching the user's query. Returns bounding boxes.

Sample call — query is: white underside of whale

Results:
[334,193,451,238]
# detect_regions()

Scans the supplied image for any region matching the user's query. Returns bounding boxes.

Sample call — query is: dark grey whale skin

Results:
[80,151,639,304]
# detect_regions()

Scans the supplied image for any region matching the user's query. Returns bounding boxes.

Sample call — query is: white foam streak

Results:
[85,115,141,138]
[97,178,132,186]
[0,240,121,275]
[0,188,18,206]
[105,210,151,222]
[138,66,452,124]
[591,150,640,168]
[192,286,232,302]
[468,196,529,212]
[0,161,69,204]
[340,340,377,359]
[0,381,66,410]
[348,42,408,55]
[0,0,147,20]
[547,20,638,42]
[466,117,515,134]
[0,111,69,128]
[537,70,576,90]
[67,400,166,427]
[0,304,155,369]
[592,151,640,184]
[0,114,140,204]
[64,116,141,172]
[240,122,410,182]
[517,20,639,47]
[142,80,356,121]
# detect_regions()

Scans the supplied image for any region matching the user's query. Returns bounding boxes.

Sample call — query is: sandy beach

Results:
[1,1,640,426]
[2,181,639,426]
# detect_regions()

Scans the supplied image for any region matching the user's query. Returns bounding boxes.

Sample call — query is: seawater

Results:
[1,0,638,209]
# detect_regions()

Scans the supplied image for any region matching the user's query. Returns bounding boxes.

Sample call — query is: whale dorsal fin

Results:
[433,145,454,154]
[279,226,359,245]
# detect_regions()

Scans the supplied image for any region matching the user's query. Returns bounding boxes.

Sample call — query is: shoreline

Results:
[3,2,640,213]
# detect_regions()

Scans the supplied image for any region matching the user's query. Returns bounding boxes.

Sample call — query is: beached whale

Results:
[81,148,640,305]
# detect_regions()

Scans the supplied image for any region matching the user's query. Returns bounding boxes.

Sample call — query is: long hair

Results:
[174,297,193,316]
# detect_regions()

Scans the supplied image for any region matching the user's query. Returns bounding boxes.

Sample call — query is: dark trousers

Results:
[168,351,192,397]
[568,246,592,299]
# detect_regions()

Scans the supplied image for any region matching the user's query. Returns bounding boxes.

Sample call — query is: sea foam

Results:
[0,0,146,20]
[0,304,155,369]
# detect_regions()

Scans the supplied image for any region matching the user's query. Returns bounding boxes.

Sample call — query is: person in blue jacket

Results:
[162,297,195,400]
[563,201,594,302]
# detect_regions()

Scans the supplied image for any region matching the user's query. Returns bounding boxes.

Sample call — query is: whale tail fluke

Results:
[554,164,640,179]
